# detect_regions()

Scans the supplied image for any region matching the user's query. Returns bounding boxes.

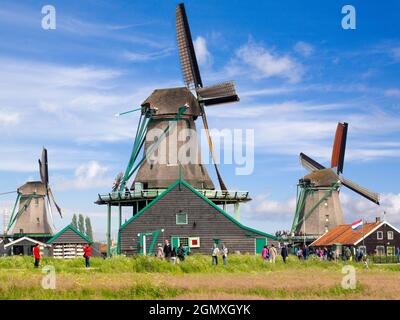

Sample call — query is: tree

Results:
[85,216,93,241]
[78,214,85,235]
[71,214,78,229]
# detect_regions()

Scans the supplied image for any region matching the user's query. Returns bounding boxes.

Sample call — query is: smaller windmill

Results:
[291,122,380,236]
[6,148,62,239]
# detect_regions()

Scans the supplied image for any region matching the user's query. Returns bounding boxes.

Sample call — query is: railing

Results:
[98,189,250,202]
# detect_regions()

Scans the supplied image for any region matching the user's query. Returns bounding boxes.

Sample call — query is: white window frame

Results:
[176,213,188,225]
[387,231,394,240]
[377,231,383,240]
[376,245,385,256]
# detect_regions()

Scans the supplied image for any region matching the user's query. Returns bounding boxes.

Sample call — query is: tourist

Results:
[177,244,185,262]
[211,243,220,265]
[281,245,288,263]
[261,245,268,261]
[163,240,172,260]
[33,243,41,268]
[170,247,177,264]
[344,246,352,261]
[269,244,277,263]
[397,247,400,263]
[302,245,309,260]
[221,243,228,266]
[156,244,164,258]
[323,247,329,261]
[297,248,303,260]
[83,243,92,268]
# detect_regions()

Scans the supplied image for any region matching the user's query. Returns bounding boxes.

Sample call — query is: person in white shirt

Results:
[211,243,220,265]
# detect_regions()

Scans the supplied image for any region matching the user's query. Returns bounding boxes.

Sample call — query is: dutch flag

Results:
[351,219,363,231]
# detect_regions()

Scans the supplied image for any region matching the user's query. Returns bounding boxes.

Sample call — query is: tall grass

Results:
[1,254,397,274]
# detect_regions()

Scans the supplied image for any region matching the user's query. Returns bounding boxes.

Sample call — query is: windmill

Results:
[120,3,239,192]
[291,122,380,236]
[6,148,62,239]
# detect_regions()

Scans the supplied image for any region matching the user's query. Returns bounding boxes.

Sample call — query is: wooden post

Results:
[107,204,111,258]
[118,203,122,228]
[234,202,240,221]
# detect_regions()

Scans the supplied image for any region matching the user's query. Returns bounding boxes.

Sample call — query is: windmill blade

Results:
[176,3,203,89]
[199,107,227,191]
[299,153,326,172]
[46,195,56,229]
[196,81,240,106]
[331,122,348,174]
[39,147,49,186]
[340,176,380,205]
[48,187,62,218]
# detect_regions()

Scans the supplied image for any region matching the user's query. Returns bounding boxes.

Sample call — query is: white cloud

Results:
[122,48,173,62]
[242,193,296,223]
[194,36,212,66]
[235,40,303,83]
[384,88,400,97]
[53,161,113,190]
[0,110,20,125]
[341,191,400,225]
[294,41,314,57]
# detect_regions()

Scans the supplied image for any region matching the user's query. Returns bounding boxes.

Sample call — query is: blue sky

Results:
[0,0,399,241]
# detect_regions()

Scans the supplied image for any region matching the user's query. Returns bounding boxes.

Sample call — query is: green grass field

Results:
[0,255,399,299]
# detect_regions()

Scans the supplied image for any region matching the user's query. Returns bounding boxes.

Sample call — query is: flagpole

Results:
[362,218,365,249]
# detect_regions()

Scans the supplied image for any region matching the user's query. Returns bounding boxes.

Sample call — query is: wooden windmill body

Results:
[7,148,62,240]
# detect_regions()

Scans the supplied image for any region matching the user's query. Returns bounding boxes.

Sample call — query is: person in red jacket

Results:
[83,243,92,268]
[33,243,41,268]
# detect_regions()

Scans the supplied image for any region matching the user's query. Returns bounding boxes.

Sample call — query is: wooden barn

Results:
[47,225,93,259]
[118,180,278,255]
[310,218,400,256]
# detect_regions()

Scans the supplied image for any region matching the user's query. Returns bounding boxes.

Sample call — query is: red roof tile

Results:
[311,222,381,246]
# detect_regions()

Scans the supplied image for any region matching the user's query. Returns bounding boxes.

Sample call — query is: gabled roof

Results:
[47,224,92,244]
[120,179,278,240]
[311,222,381,247]
[4,236,46,248]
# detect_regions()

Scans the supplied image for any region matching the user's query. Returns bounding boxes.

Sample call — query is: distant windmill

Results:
[121,2,240,191]
[6,148,62,239]
[291,122,380,236]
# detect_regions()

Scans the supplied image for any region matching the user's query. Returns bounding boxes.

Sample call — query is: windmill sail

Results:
[196,81,239,106]
[331,122,348,174]
[176,3,202,89]
[340,176,380,204]
[299,153,325,172]
[39,148,49,186]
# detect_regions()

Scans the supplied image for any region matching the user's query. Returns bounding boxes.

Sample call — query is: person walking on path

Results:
[83,243,92,268]
[221,243,228,266]
[269,244,277,263]
[33,243,41,268]
[281,245,288,263]
[211,243,220,265]
[163,240,172,260]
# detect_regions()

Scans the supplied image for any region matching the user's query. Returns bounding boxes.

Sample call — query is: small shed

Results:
[47,225,92,259]
[4,236,47,256]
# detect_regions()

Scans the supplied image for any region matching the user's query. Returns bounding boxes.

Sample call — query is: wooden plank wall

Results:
[120,184,278,255]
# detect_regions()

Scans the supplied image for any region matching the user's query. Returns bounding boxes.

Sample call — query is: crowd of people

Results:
[156,240,229,266]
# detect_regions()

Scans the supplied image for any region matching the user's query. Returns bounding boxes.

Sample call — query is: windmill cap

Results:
[141,87,201,117]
